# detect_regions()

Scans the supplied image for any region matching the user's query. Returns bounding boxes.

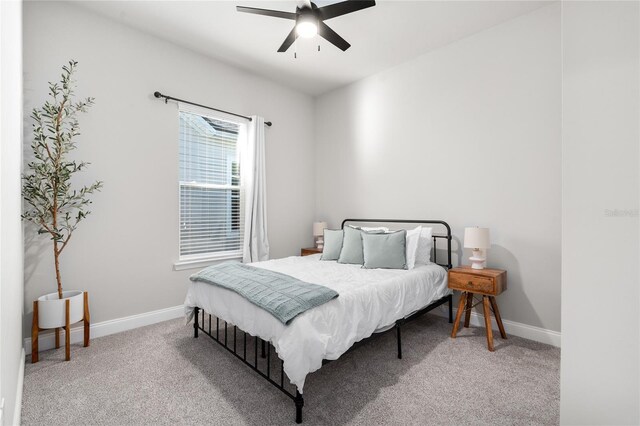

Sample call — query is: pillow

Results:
[321,229,343,261]
[337,225,364,264]
[347,225,388,234]
[358,226,389,233]
[405,226,422,269]
[414,227,434,265]
[362,230,407,269]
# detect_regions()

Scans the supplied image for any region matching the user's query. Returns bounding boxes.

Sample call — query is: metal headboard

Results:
[341,219,453,269]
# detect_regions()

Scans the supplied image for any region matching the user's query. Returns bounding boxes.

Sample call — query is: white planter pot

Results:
[37,290,84,329]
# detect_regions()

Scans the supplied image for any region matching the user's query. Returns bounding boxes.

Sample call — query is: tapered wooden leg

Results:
[451,292,468,338]
[463,292,474,328]
[482,296,494,352]
[490,296,507,339]
[83,292,90,347]
[65,299,71,361]
[55,328,60,349]
[31,301,39,363]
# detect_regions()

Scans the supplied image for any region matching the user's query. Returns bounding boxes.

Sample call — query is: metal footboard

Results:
[193,307,304,422]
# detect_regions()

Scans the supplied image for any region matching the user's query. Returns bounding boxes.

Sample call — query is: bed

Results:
[184,219,454,423]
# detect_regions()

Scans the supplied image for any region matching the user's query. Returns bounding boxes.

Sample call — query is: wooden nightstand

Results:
[449,266,507,351]
[301,247,322,256]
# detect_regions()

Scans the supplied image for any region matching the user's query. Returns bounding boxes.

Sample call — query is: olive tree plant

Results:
[22,60,103,299]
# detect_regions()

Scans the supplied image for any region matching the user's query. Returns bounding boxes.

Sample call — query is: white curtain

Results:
[242,116,269,263]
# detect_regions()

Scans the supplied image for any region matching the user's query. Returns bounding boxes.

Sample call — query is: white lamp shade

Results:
[464,227,490,249]
[313,221,327,236]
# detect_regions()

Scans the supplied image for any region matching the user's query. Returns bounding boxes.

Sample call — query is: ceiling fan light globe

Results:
[296,21,317,38]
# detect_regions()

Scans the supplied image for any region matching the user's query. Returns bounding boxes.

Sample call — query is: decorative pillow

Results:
[362,230,407,269]
[321,229,343,261]
[405,226,422,269]
[414,227,434,265]
[338,226,365,265]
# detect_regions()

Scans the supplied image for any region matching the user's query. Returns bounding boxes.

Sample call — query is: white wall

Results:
[561,1,639,424]
[314,5,561,333]
[0,1,25,424]
[23,2,315,327]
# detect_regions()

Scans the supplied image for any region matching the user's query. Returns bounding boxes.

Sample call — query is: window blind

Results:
[179,109,244,260]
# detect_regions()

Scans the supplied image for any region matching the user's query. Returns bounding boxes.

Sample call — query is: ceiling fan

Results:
[236,0,376,52]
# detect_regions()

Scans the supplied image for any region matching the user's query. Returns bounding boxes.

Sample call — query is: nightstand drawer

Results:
[449,273,495,294]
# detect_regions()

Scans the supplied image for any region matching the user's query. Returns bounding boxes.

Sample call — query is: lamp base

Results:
[315,237,324,249]
[469,249,486,269]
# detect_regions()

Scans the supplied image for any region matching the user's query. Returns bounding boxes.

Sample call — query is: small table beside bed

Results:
[183,219,454,423]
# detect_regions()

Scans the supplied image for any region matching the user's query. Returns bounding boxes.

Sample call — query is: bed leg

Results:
[396,322,402,359]
[448,295,453,323]
[261,339,266,359]
[194,307,199,338]
[294,391,304,424]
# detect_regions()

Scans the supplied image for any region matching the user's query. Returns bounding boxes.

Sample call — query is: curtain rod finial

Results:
[154,91,162,98]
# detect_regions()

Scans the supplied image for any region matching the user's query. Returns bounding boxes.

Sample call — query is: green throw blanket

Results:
[190,262,339,324]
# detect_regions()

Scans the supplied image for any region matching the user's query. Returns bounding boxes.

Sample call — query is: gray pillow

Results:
[362,230,407,269]
[337,225,364,265]
[321,229,343,261]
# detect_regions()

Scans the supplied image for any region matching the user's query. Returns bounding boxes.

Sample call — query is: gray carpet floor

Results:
[22,314,559,425]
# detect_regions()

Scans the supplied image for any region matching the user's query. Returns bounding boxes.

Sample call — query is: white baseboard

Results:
[12,348,25,426]
[22,301,559,356]
[24,305,184,355]
[431,304,561,347]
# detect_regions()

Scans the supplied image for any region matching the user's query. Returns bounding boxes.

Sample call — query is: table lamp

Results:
[464,227,490,269]
[313,221,327,249]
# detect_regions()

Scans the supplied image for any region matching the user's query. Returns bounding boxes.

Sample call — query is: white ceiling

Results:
[77,0,552,96]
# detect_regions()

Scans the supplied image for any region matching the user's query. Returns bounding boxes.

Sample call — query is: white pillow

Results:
[405,226,422,269]
[414,227,434,265]
[357,226,389,233]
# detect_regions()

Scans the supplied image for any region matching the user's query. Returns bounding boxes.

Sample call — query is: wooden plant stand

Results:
[31,292,90,363]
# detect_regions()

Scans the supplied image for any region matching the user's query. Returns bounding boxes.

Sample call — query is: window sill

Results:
[173,255,242,271]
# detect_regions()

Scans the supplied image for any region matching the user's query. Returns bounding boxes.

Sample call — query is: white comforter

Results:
[183,254,450,392]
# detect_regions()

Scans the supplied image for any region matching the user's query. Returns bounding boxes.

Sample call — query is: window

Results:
[178,107,245,263]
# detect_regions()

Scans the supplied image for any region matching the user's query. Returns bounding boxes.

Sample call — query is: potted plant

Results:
[22,60,102,362]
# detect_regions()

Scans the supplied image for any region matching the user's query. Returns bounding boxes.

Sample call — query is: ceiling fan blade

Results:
[317,0,376,20]
[277,26,298,52]
[318,22,350,51]
[236,6,297,20]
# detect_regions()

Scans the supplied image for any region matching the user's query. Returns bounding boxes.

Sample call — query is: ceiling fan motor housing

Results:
[296,7,319,38]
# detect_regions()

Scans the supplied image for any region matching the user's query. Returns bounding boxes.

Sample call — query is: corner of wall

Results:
[0,0,25,424]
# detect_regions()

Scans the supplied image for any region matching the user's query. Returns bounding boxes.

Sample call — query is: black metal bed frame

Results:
[192,219,453,423]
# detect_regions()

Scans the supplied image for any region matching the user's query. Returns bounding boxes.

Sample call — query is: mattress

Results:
[183,254,450,392]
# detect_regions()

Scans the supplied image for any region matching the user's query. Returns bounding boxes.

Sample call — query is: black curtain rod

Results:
[153,91,272,127]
